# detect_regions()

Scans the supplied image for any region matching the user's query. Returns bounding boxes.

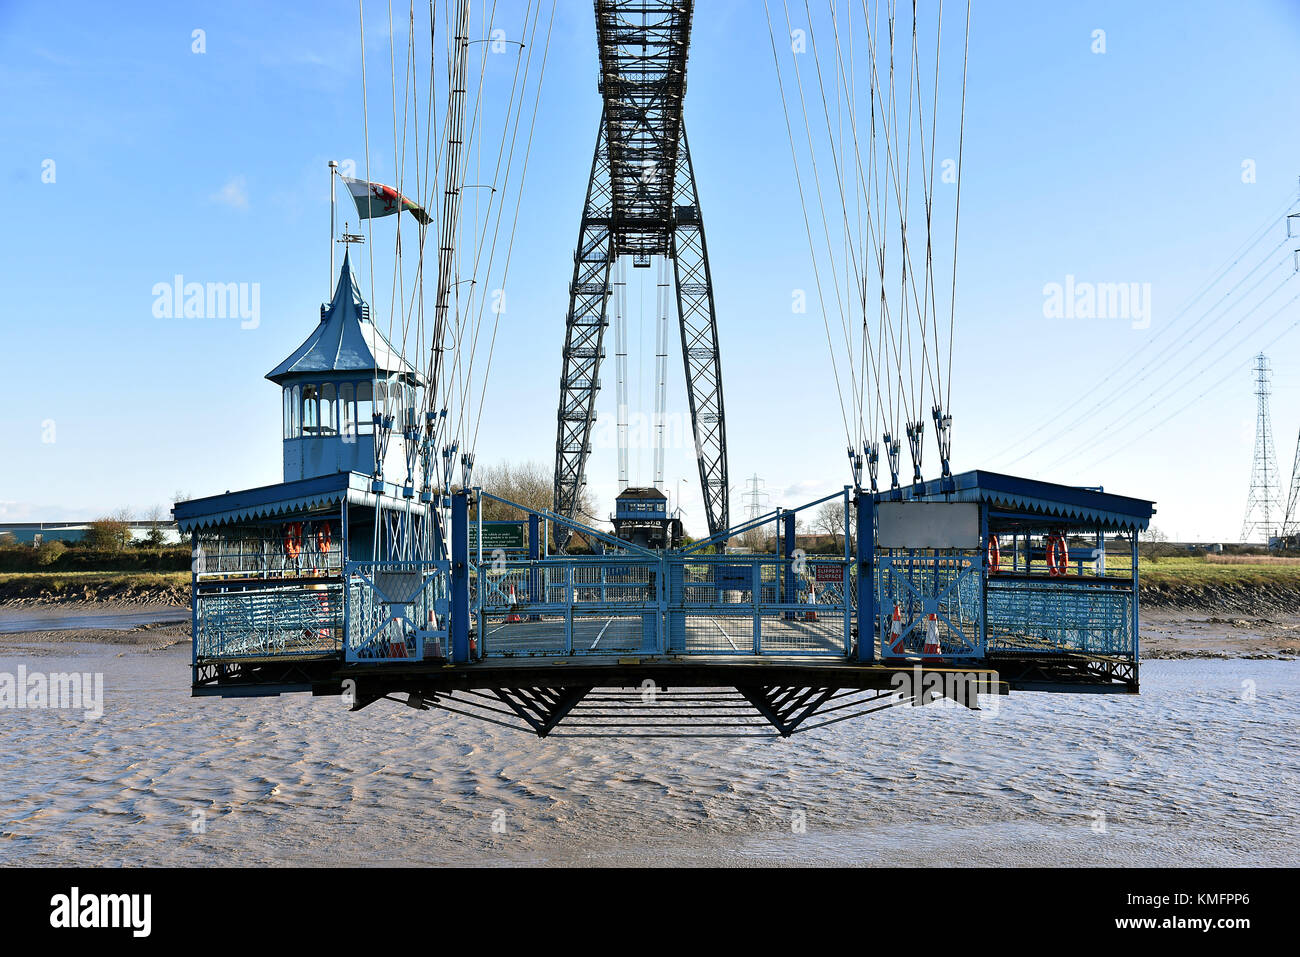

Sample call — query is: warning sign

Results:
[813,563,846,584]
[469,522,526,550]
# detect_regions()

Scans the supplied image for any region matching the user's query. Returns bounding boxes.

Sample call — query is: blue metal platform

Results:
[180,474,1153,737]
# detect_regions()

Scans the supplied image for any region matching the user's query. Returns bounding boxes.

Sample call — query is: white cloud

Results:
[212,175,249,209]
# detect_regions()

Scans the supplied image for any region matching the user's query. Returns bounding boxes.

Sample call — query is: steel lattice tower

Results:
[743,473,769,521]
[1283,429,1300,537]
[1241,353,1284,543]
[553,0,729,548]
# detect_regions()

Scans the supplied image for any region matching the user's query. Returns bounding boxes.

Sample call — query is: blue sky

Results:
[3,0,1300,542]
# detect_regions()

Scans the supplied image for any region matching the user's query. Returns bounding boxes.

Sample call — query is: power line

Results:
[990,189,1300,465]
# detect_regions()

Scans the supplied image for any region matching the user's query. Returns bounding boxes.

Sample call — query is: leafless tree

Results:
[472,462,603,553]
[814,501,854,553]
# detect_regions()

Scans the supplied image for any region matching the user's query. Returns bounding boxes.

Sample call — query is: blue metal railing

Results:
[472,553,851,659]
[986,578,1134,658]
[478,557,662,657]
[666,556,850,657]
[875,553,982,659]
[195,582,343,660]
[344,560,451,662]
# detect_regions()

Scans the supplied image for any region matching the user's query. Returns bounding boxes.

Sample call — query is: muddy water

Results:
[1,642,1296,866]
[0,607,188,635]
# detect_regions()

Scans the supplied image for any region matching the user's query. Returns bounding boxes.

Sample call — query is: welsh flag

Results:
[342,176,433,226]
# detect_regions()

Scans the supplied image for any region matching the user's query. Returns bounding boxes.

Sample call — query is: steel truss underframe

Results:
[361,683,930,738]
[554,0,729,546]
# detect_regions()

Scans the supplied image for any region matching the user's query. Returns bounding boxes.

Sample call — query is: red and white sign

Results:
[813,564,845,584]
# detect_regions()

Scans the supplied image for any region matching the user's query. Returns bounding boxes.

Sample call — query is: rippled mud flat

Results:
[1141,609,1300,660]
[1,643,1296,867]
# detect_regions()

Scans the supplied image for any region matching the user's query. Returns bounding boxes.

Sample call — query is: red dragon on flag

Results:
[341,176,433,226]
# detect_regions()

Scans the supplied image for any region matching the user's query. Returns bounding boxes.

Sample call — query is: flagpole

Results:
[328,160,338,295]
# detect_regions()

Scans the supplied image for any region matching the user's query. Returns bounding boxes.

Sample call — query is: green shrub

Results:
[34,540,67,566]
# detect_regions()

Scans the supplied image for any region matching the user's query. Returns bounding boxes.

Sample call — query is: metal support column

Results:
[1131,531,1140,663]
[451,489,470,664]
[528,512,541,621]
[671,123,729,539]
[978,504,990,656]
[856,491,875,662]
[783,511,796,620]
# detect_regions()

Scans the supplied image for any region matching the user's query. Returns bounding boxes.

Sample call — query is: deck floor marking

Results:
[710,619,741,651]
[589,618,615,650]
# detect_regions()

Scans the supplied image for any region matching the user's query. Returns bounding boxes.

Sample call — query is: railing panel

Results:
[345,561,451,663]
[875,552,981,659]
[479,558,662,658]
[668,556,849,657]
[474,554,851,658]
[987,579,1134,658]
[195,582,343,660]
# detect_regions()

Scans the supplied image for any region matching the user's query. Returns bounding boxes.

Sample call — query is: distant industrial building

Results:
[0,522,182,546]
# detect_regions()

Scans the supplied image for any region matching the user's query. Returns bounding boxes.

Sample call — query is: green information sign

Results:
[469,522,526,550]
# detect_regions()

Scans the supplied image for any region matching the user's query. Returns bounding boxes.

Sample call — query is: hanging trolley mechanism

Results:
[865,442,881,493]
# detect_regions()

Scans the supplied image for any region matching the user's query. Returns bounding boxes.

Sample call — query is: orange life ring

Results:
[1047,534,1069,577]
[283,522,303,561]
[315,522,332,555]
[987,536,1001,575]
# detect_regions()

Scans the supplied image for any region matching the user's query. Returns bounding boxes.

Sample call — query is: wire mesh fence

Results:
[345,561,451,662]
[195,582,343,659]
[987,579,1133,657]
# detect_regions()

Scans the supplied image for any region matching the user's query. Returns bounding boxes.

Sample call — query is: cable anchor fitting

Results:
[865,442,880,493]
[905,420,925,485]
[848,445,864,489]
[932,404,953,479]
[883,432,902,490]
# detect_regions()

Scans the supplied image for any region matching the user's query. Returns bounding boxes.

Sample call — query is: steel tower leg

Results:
[670,123,730,540]
[553,114,616,549]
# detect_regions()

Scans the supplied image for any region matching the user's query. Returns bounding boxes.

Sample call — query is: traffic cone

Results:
[923,613,941,656]
[507,583,523,624]
[889,603,904,654]
[804,583,818,622]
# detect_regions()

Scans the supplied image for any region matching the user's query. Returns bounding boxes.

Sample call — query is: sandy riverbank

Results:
[0,623,190,655]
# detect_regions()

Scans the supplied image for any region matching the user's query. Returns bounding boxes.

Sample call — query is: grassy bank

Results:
[0,571,189,605]
[1135,557,1300,613]
[1139,556,1300,587]
[0,545,191,573]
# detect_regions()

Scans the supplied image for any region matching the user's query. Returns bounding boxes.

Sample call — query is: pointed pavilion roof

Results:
[266,250,424,385]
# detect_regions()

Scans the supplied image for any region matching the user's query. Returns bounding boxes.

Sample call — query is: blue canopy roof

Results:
[877,470,1156,531]
[266,250,423,385]
[172,471,418,531]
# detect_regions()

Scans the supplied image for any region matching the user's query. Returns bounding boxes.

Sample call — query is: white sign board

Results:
[876,502,980,549]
